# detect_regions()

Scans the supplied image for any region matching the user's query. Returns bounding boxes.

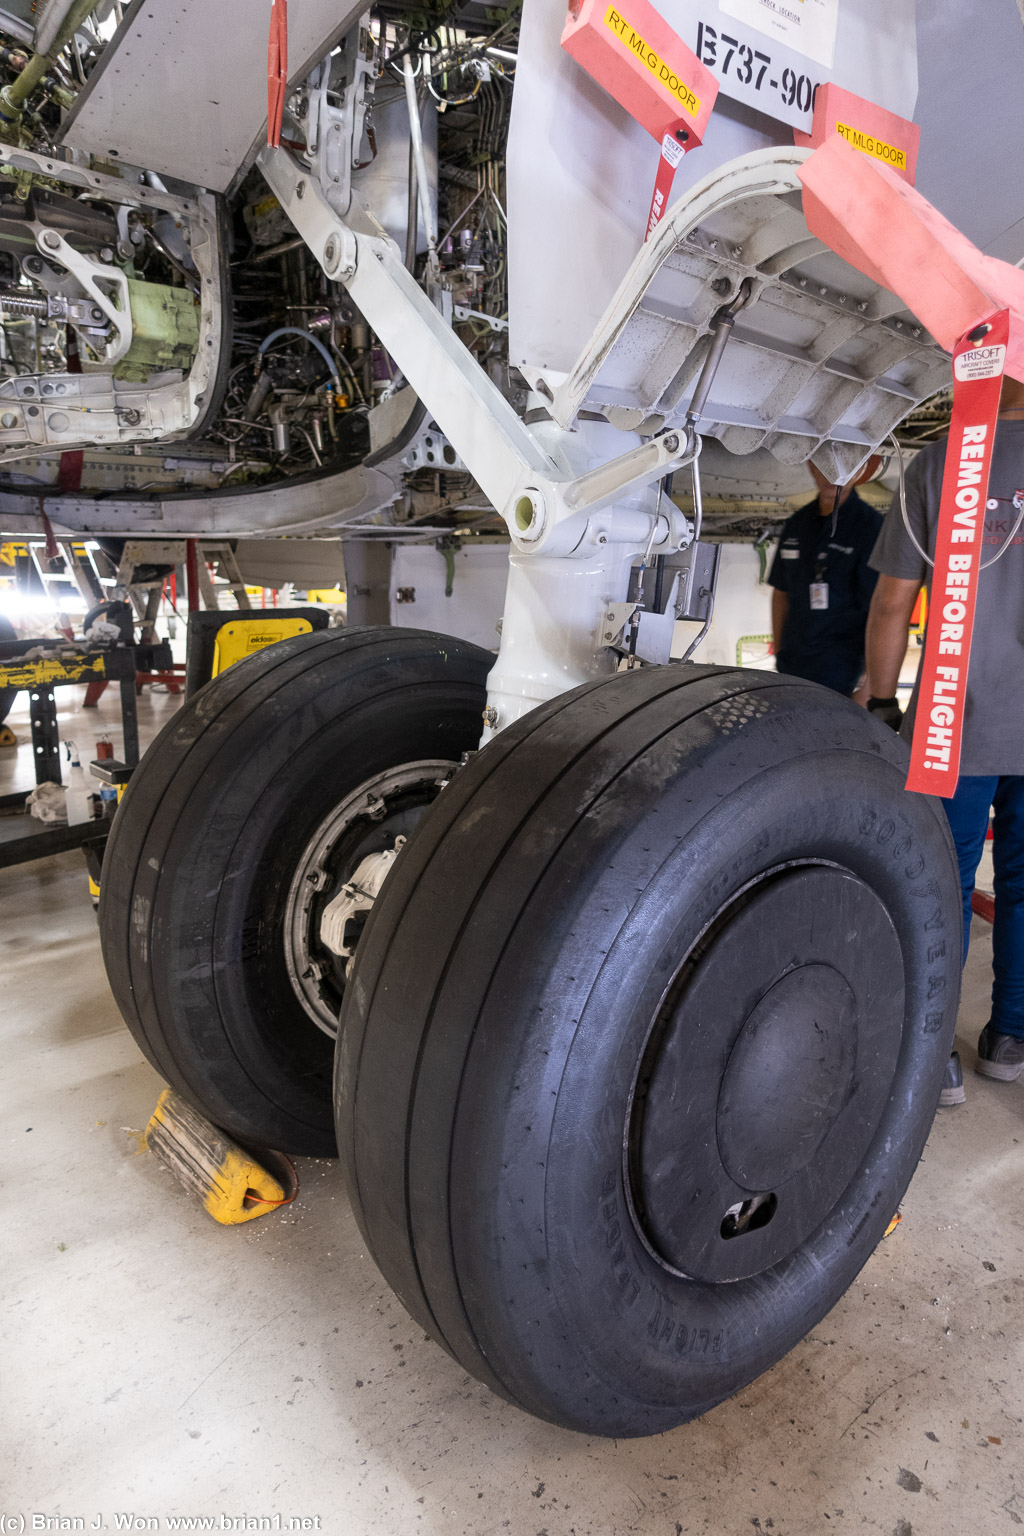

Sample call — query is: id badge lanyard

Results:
[810,491,841,610]
[809,567,829,611]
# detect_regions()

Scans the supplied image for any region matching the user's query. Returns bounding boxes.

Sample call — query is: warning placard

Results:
[719,0,839,69]
[905,311,1009,798]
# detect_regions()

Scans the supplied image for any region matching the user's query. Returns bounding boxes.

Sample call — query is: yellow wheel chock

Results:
[145,1088,294,1225]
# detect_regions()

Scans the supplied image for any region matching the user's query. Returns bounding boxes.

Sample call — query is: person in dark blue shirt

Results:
[768,456,883,697]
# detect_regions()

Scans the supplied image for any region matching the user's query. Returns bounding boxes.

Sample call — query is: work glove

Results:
[867,696,903,731]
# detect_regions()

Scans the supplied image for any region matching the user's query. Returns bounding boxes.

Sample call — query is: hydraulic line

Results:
[685,279,756,431]
[245,237,306,266]
[255,326,342,395]
[401,53,439,275]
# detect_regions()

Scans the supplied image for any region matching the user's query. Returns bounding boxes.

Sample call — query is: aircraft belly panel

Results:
[60,0,363,193]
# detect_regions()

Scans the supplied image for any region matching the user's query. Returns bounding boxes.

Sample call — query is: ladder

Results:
[113,539,253,619]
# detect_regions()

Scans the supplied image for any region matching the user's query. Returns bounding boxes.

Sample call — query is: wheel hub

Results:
[319,839,407,962]
[628,866,905,1283]
[283,760,456,1038]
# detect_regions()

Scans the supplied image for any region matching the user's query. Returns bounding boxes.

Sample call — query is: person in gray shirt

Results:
[865,374,1024,1103]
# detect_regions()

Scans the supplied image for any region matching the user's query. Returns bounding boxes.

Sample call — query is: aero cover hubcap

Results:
[630,867,904,1283]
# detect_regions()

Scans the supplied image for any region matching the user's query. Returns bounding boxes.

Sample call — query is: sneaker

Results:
[976,1026,1024,1082]
[939,1051,966,1106]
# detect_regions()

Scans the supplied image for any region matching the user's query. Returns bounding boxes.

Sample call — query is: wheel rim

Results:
[283,759,456,1038]
[626,864,905,1284]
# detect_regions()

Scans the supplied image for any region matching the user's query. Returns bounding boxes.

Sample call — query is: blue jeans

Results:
[943,775,1024,1039]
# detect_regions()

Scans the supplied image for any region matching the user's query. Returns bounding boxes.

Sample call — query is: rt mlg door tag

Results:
[560,0,719,239]
[905,309,1009,799]
[809,582,829,610]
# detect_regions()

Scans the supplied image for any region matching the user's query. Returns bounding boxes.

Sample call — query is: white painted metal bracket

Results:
[303,15,374,219]
[33,226,133,364]
[320,840,406,960]
[258,144,699,555]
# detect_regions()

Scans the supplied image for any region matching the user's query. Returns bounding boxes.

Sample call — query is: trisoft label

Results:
[954,344,1007,383]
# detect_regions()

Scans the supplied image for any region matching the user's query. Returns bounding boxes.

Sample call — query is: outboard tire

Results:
[337,664,961,1436]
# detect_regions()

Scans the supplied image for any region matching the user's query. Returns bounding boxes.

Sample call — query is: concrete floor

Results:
[2,687,1023,1536]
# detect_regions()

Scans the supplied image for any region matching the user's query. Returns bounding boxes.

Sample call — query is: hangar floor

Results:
[2,686,1023,1536]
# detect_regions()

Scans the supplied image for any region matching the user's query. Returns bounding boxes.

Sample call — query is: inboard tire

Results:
[337,664,962,1436]
[100,626,491,1156]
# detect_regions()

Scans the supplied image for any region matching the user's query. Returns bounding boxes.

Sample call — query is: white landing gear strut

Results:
[259,144,715,743]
